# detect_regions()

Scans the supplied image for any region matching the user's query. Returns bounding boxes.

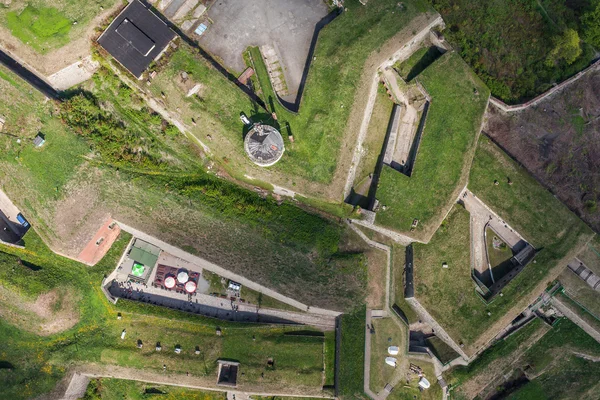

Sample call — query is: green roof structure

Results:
[129,239,161,267]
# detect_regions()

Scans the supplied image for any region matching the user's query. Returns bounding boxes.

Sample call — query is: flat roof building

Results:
[98,0,176,78]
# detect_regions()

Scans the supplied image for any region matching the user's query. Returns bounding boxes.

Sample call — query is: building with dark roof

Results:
[98,0,176,78]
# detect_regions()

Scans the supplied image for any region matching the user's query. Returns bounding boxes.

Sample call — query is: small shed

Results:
[34,133,45,148]
[217,360,239,387]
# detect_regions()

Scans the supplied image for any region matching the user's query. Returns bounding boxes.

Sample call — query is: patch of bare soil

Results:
[0,1,123,77]
[485,71,600,232]
[0,286,80,335]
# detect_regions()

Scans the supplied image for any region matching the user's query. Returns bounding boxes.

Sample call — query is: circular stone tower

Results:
[244,123,285,167]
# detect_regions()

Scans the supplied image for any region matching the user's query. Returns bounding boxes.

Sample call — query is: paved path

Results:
[0,47,60,100]
[551,296,600,344]
[116,221,340,317]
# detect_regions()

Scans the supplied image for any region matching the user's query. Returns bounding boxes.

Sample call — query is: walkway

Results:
[115,221,340,317]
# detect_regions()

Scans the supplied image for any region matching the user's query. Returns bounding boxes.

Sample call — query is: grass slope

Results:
[339,306,367,399]
[376,51,489,237]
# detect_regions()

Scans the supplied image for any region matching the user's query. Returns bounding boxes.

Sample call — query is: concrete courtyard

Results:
[198,0,328,102]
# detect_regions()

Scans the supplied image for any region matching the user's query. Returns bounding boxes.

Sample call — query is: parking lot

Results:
[198,0,328,101]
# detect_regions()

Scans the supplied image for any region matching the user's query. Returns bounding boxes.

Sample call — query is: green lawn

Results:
[411,201,581,352]
[369,317,406,392]
[430,0,597,103]
[248,0,432,185]
[386,360,441,400]
[83,378,226,400]
[376,51,489,238]
[339,306,367,399]
[0,62,369,312]
[145,0,433,198]
[445,318,545,389]
[0,64,89,204]
[1,1,118,53]
[324,331,336,387]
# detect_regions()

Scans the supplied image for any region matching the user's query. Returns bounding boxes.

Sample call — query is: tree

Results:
[546,29,582,66]
[581,2,600,48]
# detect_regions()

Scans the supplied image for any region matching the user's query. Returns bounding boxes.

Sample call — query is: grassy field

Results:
[376,51,489,238]
[0,230,331,399]
[469,136,594,262]
[339,306,367,399]
[83,378,226,400]
[248,0,432,185]
[429,0,597,103]
[386,360,441,400]
[486,227,513,269]
[0,0,118,53]
[369,317,406,392]
[411,197,584,351]
[445,318,547,394]
[368,315,443,399]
